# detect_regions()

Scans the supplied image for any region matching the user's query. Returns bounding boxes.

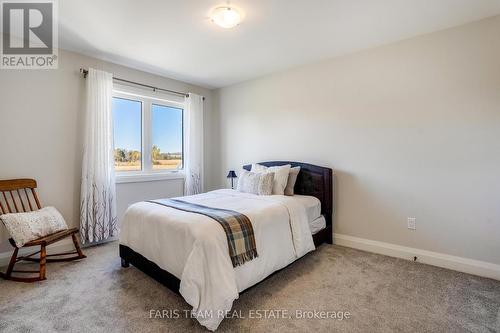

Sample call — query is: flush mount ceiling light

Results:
[210,6,242,29]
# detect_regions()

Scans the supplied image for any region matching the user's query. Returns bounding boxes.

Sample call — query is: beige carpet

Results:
[0,242,499,333]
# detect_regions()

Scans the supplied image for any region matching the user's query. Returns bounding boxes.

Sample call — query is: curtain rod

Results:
[79,68,205,100]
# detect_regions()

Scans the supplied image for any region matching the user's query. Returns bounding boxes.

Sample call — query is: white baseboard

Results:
[3,233,498,281]
[0,238,74,267]
[334,233,500,281]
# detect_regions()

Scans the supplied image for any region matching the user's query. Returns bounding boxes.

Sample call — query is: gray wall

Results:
[213,16,500,265]
[0,49,214,253]
[1,16,499,268]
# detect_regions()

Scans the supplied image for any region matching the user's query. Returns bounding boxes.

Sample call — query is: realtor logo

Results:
[1,0,58,69]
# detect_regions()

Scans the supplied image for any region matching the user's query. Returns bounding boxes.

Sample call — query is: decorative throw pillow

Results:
[284,166,301,196]
[251,164,291,195]
[258,172,275,195]
[0,206,68,248]
[237,170,259,194]
[237,170,275,195]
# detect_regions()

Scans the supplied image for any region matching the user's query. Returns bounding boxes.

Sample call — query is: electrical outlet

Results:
[407,217,416,230]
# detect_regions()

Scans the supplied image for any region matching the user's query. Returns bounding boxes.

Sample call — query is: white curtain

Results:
[184,93,204,195]
[80,68,117,244]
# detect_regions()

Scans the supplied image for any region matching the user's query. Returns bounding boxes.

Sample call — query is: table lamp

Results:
[226,170,237,189]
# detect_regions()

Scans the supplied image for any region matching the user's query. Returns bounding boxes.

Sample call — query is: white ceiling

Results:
[59,0,500,88]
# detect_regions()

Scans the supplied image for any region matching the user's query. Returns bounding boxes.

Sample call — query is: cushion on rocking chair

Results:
[0,206,68,247]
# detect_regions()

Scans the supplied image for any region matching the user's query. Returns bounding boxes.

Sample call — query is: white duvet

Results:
[119,189,315,330]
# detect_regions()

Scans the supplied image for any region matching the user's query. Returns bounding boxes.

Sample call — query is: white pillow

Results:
[284,166,301,196]
[237,170,275,195]
[251,164,291,195]
[0,206,68,248]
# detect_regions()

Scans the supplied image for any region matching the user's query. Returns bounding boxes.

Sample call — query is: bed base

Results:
[119,226,332,295]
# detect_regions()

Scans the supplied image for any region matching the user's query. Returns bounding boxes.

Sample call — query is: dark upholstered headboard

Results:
[243,161,333,238]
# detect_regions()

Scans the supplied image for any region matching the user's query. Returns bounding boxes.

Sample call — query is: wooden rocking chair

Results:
[0,179,86,282]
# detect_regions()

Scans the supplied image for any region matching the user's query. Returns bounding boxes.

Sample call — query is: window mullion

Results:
[143,99,153,173]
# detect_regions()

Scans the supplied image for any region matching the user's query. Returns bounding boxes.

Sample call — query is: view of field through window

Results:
[112,97,183,172]
[113,97,142,171]
[152,104,183,170]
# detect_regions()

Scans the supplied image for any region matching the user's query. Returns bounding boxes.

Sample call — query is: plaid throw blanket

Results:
[147,199,258,267]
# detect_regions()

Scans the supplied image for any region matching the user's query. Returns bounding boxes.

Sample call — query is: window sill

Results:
[115,172,185,184]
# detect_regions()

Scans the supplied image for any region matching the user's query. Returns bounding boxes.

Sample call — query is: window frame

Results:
[112,86,185,184]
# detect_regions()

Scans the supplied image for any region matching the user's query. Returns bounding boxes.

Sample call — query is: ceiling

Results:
[59,0,500,88]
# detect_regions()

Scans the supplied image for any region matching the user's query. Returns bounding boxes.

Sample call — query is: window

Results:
[112,89,184,181]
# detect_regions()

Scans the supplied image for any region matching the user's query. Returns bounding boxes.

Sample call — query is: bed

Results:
[119,161,333,330]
